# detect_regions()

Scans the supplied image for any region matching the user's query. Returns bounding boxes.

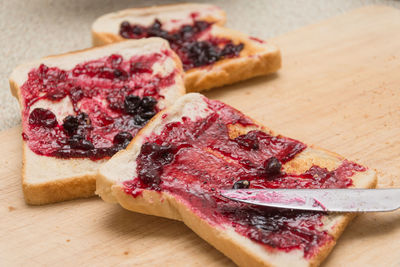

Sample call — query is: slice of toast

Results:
[92,3,281,92]
[9,38,185,205]
[97,93,377,267]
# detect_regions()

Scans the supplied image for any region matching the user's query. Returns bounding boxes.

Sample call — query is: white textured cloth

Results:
[1,0,398,130]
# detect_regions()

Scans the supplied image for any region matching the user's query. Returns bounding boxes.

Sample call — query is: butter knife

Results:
[220,188,400,212]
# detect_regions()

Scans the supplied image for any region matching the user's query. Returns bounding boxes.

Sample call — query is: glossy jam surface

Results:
[119,19,244,71]
[21,51,177,160]
[124,99,366,258]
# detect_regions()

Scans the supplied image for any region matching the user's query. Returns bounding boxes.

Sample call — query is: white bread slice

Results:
[91,3,281,92]
[97,93,377,267]
[9,38,185,205]
[92,3,227,39]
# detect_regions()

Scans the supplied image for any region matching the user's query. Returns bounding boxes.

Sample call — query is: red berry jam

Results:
[119,19,244,71]
[21,51,178,160]
[124,98,366,258]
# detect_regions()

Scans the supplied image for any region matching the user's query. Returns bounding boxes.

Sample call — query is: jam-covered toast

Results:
[9,38,185,204]
[97,93,377,266]
[91,3,281,92]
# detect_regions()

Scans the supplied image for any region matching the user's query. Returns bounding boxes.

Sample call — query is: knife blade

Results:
[220,188,400,212]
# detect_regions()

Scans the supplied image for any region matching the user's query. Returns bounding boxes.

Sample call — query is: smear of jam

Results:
[21,51,177,160]
[124,98,366,258]
[119,19,244,71]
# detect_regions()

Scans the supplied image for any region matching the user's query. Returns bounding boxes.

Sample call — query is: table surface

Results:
[1,0,400,130]
[1,5,400,266]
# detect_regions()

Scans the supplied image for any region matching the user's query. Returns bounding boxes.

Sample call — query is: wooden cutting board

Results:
[1,5,400,266]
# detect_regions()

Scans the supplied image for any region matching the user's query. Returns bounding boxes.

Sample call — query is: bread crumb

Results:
[8,206,16,212]
[124,251,129,255]
[66,239,70,242]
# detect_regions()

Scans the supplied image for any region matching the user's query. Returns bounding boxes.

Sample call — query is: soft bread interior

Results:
[10,38,185,204]
[22,144,104,184]
[184,25,281,91]
[92,3,226,34]
[10,38,184,110]
[97,93,211,202]
[97,93,377,266]
[12,38,185,186]
[91,5,281,92]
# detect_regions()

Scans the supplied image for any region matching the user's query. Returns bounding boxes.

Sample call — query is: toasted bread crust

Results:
[99,161,376,267]
[92,3,226,32]
[307,170,377,267]
[183,26,282,92]
[12,76,101,205]
[91,4,281,92]
[184,44,281,92]
[97,93,377,266]
[22,169,97,205]
[92,32,124,47]
[10,39,185,205]
[92,30,281,92]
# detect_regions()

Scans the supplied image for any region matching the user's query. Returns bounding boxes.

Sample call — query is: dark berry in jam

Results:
[113,131,133,146]
[21,51,176,160]
[132,25,144,36]
[124,95,141,115]
[264,157,282,177]
[120,21,132,38]
[186,41,220,67]
[138,167,162,189]
[137,142,175,189]
[124,100,365,258]
[133,115,146,126]
[151,19,162,30]
[28,108,57,128]
[62,113,91,136]
[193,20,210,31]
[141,96,157,110]
[221,43,244,57]
[179,25,195,39]
[234,131,260,150]
[62,115,79,135]
[140,111,156,120]
[123,95,158,125]
[68,135,94,150]
[148,20,172,40]
[119,19,244,70]
[233,180,250,189]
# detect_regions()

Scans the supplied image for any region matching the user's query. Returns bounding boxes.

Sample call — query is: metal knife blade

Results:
[220,188,400,212]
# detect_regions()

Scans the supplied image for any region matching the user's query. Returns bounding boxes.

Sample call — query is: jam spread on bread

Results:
[124,98,366,258]
[21,52,177,160]
[119,19,244,71]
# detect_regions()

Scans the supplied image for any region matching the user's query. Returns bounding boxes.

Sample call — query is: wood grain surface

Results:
[1,5,400,266]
